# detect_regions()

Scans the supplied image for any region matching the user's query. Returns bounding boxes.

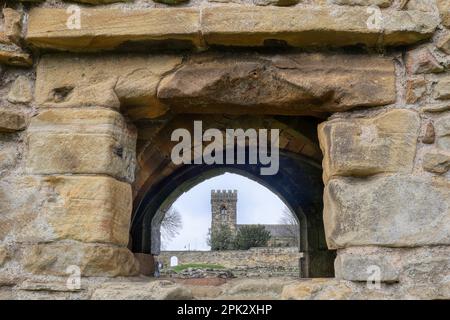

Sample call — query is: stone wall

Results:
[158,247,302,269]
[0,0,449,300]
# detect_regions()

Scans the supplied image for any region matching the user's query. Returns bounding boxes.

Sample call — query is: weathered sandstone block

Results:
[423,151,450,174]
[434,113,450,151]
[26,8,201,51]
[91,281,193,300]
[406,77,426,104]
[0,245,9,266]
[421,121,435,144]
[0,109,27,132]
[0,49,32,67]
[26,108,136,182]
[3,8,22,44]
[67,0,131,3]
[7,75,33,104]
[18,176,132,246]
[0,176,40,241]
[324,175,450,249]
[434,77,450,100]
[22,242,139,277]
[36,53,394,116]
[0,144,18,172]
[281,279,354,300]
[202,6,438,48]
[335,247,401,282]
[335,246,450,286]
[253,0,300,6]
[26,7,438,51]
[330,0,392,7]
[318,110,420,182]
[158,53,396,114]
[437,32,450,55]
[437,0,450,27]
[405,47,443,74]
[36,54,182,119]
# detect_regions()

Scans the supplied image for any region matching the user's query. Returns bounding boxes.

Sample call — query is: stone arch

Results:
[130,115,334,277]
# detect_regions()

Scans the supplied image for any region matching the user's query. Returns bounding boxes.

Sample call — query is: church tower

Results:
[211,190,238,240]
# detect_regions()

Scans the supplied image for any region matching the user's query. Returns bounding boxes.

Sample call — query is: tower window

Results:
[220,206,227,218]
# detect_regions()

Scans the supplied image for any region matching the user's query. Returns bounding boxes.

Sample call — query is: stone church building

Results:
[211,190,298,248]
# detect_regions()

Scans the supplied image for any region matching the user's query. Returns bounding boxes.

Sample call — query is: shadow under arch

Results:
[131,150,335,278]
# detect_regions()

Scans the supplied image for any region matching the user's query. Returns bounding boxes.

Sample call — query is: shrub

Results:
[234,225,271,250]
[207,224,235,250]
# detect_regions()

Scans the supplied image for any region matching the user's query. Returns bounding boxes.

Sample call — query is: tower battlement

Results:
[211,189,238,201]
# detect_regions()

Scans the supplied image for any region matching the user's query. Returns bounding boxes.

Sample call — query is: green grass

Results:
[171,263,225,273]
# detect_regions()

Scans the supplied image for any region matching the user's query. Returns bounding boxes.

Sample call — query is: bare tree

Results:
[161,206,182,244]
[278,206,300,245]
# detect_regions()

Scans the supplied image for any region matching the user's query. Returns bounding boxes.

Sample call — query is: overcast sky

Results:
[162,172,289,251]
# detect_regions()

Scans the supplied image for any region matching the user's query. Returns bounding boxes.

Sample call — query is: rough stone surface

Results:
[158,53,396,114]
[3,8,22,44]
[219,278,295,299]
[330,0,392,6]
[281,278,354,300]
[7,76,33,104]
[437,32,450,55]
[437,0,450,27]
[22,242,139,277]
[26,108,136,182]
[0,144,18,173]
[202,6,438,47]
[335,246,450,289]
[434,77,450,100]
[0,245,9,266]
[0,110,27,132]
[67,0,130,3]
[0,175,40,242]
[26,8,202,51]
[17,176,132,246]
[324,175,450,249]
[153,0,189,4]
[423,151,450,174]
[91,281,193,300]
[422,121,435,144]
[0,49,32,67]
[36,54,182,119]
[406,77,426,104]
[25,7,438,51]
[335,247,401,282]
[319,110,420,182]
[435,114,450,151]
[406,47,444,74]
[253,0,299,6]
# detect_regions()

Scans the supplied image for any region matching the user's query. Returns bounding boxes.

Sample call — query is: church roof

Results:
[236,224,298,238]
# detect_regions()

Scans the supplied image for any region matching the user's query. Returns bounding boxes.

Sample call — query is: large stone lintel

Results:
[26,8,201,52]
[202,6,437,47]
[26,6,438,52]
[36,53,396,116]
[158,53,396,114]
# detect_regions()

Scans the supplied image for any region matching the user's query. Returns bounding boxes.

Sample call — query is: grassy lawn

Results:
[171,263,225,273]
